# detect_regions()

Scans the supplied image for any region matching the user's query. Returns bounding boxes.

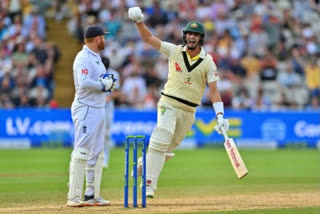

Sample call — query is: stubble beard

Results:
[98,40,105,51]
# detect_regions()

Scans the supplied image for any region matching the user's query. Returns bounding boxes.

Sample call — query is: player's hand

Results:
[128,7,144,23]
[215,114,229,135]
[100,74,117,92]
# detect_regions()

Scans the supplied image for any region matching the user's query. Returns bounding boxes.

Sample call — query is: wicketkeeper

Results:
[128,7,230,198]
[67,25,117,207]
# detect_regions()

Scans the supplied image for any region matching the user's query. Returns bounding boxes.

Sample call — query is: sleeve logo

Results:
[81,69,88,75]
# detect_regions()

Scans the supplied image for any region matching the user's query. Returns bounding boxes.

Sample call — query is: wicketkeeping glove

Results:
[215,114,230,135]
[128,7,144,23]
[100,74,117,92]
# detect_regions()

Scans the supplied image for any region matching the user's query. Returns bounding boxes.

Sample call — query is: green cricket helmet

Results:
[183,21,205,46]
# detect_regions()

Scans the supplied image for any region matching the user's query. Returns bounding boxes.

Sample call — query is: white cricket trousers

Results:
[71,102,105,165]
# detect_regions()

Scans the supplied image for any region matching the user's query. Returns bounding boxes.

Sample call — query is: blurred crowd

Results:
[0,0,61,108]
[1,0,320,110]
[66,0,320,110]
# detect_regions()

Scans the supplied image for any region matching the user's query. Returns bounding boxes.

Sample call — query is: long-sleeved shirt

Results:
[72,45,106,107]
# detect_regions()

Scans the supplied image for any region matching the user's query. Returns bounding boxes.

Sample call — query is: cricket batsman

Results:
[128,7,230,198]
[67,25,117,207]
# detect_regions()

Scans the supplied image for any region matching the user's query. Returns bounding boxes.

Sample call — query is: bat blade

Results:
[224,138,248,179]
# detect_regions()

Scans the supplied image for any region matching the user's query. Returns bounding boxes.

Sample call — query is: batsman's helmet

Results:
[183,21,205,46]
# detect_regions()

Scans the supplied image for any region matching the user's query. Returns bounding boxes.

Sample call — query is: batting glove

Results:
[100,74,117,92]
[128,7,144,23]
[215,114,229,135]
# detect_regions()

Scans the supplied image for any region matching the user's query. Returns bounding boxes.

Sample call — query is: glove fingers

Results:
[214,125,222,134]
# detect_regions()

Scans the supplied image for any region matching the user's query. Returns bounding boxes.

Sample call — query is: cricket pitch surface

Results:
[0,192,318,214]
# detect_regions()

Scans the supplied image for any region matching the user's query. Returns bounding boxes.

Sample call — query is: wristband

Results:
[213,102,224,116]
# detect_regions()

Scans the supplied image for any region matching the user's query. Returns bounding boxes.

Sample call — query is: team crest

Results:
[190,23,198,28]
[184,76,192,84]
[175,62,182,72]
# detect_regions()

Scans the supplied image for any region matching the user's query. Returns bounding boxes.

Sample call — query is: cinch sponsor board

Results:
[0,109,319,148]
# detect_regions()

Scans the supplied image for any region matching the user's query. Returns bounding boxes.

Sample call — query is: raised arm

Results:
[128,7,162,50]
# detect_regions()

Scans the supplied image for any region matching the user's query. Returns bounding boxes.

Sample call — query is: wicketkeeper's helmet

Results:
[183,21,205,46]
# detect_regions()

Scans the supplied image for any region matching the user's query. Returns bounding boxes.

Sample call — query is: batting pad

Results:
[68,147,89,200]
[85,152,104,198]
[149,127,173,153]
[146,148,166,190]
[94,152,104,198]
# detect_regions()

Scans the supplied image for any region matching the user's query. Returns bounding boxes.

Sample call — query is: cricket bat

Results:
[221,127,248,179]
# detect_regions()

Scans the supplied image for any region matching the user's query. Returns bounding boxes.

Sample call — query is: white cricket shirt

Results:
[72,45,107,107]
[159,42,219,106]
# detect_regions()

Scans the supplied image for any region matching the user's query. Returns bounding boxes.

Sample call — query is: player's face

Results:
[186,32,201,50]
[97,36,105,51]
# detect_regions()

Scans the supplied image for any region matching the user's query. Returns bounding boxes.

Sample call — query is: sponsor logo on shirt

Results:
[160,107,166,115]
[81,69,88,75]
[184,76,192,84]
[175,62,182,72]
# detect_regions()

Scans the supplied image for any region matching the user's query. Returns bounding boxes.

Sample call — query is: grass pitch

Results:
[0,148,319,213]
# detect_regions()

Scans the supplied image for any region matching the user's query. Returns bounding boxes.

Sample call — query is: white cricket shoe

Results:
[83,196,111,206]
[67,196,84,207]
[146,186,154,198]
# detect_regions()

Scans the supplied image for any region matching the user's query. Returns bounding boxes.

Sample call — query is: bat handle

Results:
[220,127,229,141]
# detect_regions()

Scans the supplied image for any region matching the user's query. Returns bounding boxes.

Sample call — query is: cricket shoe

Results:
[146,186,155,199]
[83,195,111,206]
[67,196,84,207]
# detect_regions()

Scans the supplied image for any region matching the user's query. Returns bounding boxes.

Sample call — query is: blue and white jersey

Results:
[72,45,107,107]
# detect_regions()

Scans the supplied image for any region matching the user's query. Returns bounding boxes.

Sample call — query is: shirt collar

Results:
[83,45,100,57]
[181,45,206,59]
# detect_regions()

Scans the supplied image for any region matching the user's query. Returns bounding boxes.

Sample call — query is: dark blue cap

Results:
[84,25,109,39]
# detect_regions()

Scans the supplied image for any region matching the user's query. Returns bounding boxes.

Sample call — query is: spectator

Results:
[304,56,320,97]
[260,48,278,81]
[146,1,168,28]
[22,6,46,39]
[306,96,320,110]
[232,87,254,110]
[31,35,49,65]
[277,60,302,88]
[122,69,147,108]
[289,45,305,76]
[12,38,29,68]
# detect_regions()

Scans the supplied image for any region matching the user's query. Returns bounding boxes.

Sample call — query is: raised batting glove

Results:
[215,114,229,135]
[128,7,144,23]
[100,74,117,92]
